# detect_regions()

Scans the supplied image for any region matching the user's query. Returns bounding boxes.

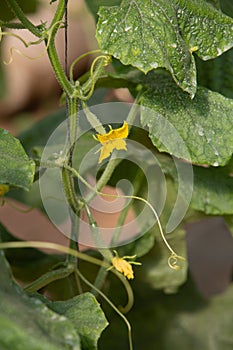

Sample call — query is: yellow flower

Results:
[109,250,141,280]
[0,184,9,197]
[96,121,129,163]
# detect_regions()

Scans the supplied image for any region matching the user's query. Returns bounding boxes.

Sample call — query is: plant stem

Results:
[24,266,74,293]
[63,96,79,210]
[50,0,65,29]
[6,0,41,37]
[46,1,73,96]
[67,97,78,151]
[61,167,81,215]
[61,98,80,217]
[47,42,72,95]
[47,1,80,265]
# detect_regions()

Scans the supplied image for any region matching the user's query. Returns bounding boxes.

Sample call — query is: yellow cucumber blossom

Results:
[109,250,141,279]
[95,121,129,163]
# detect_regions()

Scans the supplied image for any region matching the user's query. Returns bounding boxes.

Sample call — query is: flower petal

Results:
[96,121,128,143]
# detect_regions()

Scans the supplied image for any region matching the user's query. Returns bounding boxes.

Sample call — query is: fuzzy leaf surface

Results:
[97,0,233,96]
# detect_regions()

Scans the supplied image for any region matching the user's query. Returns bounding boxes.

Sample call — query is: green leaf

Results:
[0,245,107,349]
[0,251,81,350]
[97,0,233,96]
[0,129,35,190]
[195,2,233,98]
[141,73,233,166]
[47,293,109,350]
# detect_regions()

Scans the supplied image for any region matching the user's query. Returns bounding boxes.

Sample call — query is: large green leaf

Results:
[196,2,233,98]
[97,0,233,96]
[47,293,109,350]
[0,129,35,190]
[0,245,108,350]
[0,251,81,350]
[141,73,233,166]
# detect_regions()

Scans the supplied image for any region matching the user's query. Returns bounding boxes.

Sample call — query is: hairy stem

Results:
[6,0,41,37]
[46,37,72,96]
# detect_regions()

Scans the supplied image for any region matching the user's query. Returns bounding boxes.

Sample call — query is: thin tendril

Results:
[51,162,185,270]
[84,55,110,98]
[2,21,63,64]
[77,54,111,101]
[75,268,133,350]
[69,49,101,83]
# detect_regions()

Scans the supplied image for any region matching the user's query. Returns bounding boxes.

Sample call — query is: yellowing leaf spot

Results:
[96,121,129,163]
